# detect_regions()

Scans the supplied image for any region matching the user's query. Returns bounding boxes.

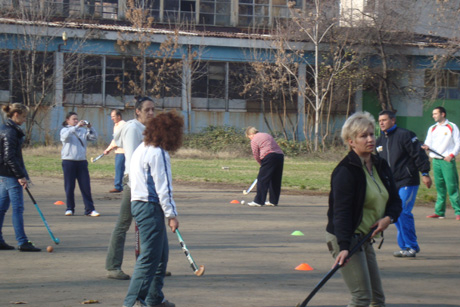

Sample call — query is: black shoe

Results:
[0,241,15,250]
[18,241,41,252]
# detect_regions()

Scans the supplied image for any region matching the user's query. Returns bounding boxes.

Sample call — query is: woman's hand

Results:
[333,250,349,268]
[168,217,179,233]
[18,177,28,188]
[370,216,392,238]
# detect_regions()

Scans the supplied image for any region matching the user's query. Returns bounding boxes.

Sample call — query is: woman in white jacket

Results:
[60,111,99,217]
[123,111,183,307]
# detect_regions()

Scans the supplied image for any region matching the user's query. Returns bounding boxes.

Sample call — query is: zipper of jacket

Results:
[385,134,391,167]
[366,166,382,193]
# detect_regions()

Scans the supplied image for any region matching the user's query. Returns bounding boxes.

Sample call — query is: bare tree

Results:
[251,0,358,151]
[0,0,92,144]
[116,0,205,132]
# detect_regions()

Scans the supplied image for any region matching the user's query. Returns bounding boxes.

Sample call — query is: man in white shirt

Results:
[104,110,126,193]
[422,106,460,221]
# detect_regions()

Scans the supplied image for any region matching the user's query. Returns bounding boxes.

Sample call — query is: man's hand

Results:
[444,155,454,163]
[422,175,432,188]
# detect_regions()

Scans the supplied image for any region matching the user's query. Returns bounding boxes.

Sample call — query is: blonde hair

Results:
[1,103,29,118]
[245,126,259,137]
[341,111,375,149]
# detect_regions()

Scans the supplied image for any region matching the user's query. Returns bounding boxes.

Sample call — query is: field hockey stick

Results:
[25,187,60,245]
[243,179,258,195]
[427,148,445,159]
[90,153,104,163]
[296,227,377,307]
[176,229,205,276]
[135,222,140,259]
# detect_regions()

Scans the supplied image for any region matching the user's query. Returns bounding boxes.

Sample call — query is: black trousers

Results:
[254,153,284,205]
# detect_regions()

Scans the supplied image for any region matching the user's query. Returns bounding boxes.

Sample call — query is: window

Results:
[64,55,102,94]
[425,69,460,100]
[199,0,231,26]
[0,51,9,91]
[11,51,54,104]
[105,57,141,97]
[239,0,270,27]
[133,0,161,19]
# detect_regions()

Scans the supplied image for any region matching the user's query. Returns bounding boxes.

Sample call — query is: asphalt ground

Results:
[1,176,459,307]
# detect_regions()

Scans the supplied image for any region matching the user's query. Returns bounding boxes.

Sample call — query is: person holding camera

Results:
[60,112,99,217]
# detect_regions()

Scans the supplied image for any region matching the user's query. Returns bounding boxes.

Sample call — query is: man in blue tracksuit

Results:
[376,110,432,258]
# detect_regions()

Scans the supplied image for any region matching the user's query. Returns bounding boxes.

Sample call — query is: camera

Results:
[82,120,89,126]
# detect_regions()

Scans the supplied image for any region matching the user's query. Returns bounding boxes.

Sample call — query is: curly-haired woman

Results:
[123,111,183,307]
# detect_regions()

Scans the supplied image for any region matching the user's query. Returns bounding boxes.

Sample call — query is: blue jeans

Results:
[62,160,95,215]
[395,186,419,251]
[124,200,169,307]
[0,176,28,245]
[114,154,125,191]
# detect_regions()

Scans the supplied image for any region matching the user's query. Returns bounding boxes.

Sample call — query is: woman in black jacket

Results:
[0,103,41,252]
[326,112,401,306]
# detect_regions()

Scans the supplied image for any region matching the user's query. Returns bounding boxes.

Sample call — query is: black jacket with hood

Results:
[326,150,402,251]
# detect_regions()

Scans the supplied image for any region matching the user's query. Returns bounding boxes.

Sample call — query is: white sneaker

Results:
[265,201,277,206]
[87,210,100,217]
[247,201,262,207]
[65,210,73,216]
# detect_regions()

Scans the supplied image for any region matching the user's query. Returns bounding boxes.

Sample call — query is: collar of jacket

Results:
[347,150,382,170]
[6,119,25,138]
[383,124,397,136]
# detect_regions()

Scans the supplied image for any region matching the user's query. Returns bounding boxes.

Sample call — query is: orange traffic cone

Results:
[230,200,240,204]
[54,201,65,205]
[295,263,314,271]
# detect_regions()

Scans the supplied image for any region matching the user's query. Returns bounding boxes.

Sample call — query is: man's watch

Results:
[422,172,429,177]
[388,216,394,224]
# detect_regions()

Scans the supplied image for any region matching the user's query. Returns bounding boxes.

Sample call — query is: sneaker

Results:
[86,210,100,217]
[247,201,262,207]
[149,300,176,307]
[426,213,445,219]
[394,248,416,258]
[18,241,41,252]
[265,201,277,206]
[107,269,130,280]
[0,241,15,250]
[65,210,73,216]
[109,188,121,193]
[456,215,460,221]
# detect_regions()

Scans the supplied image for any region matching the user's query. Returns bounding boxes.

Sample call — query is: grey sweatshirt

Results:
[60,125,97,161]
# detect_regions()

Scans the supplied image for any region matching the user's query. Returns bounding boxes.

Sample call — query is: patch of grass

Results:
[22,144,441,204]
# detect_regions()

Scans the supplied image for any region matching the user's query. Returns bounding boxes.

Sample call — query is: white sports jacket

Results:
[130,143,178,219]
[424,119,460,159]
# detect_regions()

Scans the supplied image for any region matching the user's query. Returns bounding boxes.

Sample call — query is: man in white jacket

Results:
[422,106,460,221]
[105,97,155,280]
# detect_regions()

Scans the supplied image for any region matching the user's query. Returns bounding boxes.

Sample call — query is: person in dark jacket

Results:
[0,103,41,252]
[376,110,432,258]
[326,111,402,306]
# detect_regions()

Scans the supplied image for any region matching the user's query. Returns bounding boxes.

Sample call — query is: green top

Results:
[356,162,388,237]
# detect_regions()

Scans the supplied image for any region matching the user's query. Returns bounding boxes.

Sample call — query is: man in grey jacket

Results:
[105,97,155,280]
